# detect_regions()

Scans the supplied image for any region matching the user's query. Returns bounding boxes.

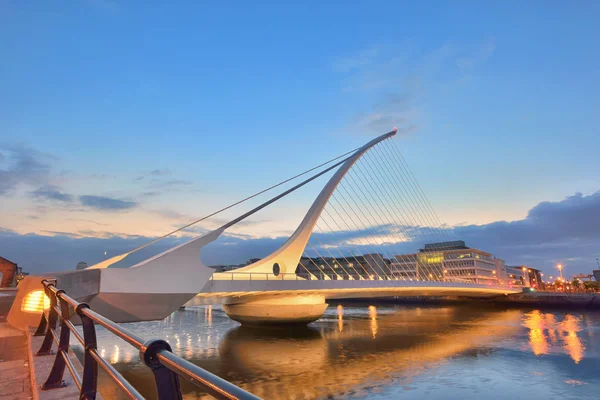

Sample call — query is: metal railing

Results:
[211,271,501,285]
[33,279,260,400]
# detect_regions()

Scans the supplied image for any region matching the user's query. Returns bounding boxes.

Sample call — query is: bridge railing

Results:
[211,271,504,286]
[33,279,260,400]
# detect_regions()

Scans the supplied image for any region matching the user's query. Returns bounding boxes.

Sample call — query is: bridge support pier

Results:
[222,295,328,326]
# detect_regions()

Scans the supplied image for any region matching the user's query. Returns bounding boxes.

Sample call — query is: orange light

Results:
[21,290,50,313]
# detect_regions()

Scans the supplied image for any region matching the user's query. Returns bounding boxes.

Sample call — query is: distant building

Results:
[222,240,542,287]
[593,270,600,282]
[391,241,502,284]
[0,256,18,288]
[503,266,542,288]
[527,267,543,289]
[505,266,528,286]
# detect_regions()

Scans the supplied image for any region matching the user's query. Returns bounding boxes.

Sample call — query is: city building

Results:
[0,256,19,288]
[504,266,543,288]
[391,241,504,284]
[527,267,544,289]
[239,240,543,287]
[505,266,528,286]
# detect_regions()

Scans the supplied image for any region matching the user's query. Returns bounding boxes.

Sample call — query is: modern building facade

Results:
[390,241,505,284]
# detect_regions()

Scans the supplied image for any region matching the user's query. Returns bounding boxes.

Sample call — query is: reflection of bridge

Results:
[95,306,523,399]
[11,129,520,329]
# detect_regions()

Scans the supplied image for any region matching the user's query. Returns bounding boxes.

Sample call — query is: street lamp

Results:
[558,264,564,280]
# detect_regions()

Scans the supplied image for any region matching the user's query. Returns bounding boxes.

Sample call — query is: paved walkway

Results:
[0,320,32,400]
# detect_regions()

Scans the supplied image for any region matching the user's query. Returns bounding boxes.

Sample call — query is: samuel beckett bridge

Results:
[11,129,520,330]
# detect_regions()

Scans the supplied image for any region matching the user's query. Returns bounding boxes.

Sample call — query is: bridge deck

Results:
[189,279,521,305]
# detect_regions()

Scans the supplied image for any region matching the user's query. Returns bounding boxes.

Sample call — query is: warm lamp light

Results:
[21,290,50,313]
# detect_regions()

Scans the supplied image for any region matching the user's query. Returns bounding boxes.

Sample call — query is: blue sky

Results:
[1,1,599,276]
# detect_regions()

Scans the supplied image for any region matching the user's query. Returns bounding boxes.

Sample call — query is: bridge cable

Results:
[370,145,451,280]
[377,143,473,282]
[375,143,471,281]
[361,150,445,280]
[125,146,362,255]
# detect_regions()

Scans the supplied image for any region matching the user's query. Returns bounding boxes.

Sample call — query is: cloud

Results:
[133,169,191,193]
[454,192,600,246]
[309,191,600,273]
[150,169,171,176]
[2,191,599,275]
[336,39,496,136]
[31,185,74,203]
[0,144,55,195]
[79,195,138,211]
[353,112,419,136]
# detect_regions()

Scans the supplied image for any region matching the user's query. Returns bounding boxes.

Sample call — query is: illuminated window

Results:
[21,290,50,313]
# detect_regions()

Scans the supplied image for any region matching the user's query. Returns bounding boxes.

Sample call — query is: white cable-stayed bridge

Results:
[11,129,521,328]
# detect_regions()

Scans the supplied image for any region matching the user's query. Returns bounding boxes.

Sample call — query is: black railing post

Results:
[33,309,49,337]
[42,290,70,390]
[37,280,58,356]
[140,339,182,400]
[77,304,98,400]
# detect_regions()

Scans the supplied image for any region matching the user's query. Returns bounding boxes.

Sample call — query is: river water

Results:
[83,303,600,399]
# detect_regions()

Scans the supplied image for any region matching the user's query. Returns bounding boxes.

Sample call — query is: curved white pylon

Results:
[214,129,397,279]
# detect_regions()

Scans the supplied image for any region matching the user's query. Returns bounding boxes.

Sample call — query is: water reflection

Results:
[88,305,600,400]
[523,311,587,363]
[204,305,212,326]
[336,304,344,332]
[559,314,585,364]
[368,305,378,338]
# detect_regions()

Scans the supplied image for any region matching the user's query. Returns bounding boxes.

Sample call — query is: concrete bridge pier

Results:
[222,294,328,326]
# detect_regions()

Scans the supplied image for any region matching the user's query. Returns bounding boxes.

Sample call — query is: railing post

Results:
[140,339,182,400]
[42,290,70,390]
[33,309,49,337]
[77,304,98,400]
[37,280,58,356]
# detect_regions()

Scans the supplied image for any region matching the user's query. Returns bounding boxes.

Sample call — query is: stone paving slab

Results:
[0,322,31,400]
[28,331,84,400]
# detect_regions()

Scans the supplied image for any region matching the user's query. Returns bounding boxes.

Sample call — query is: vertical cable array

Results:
[300,137,484,284]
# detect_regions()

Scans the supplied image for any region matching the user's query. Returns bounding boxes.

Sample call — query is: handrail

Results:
[211,271,504,285]
[33,279,260,400]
